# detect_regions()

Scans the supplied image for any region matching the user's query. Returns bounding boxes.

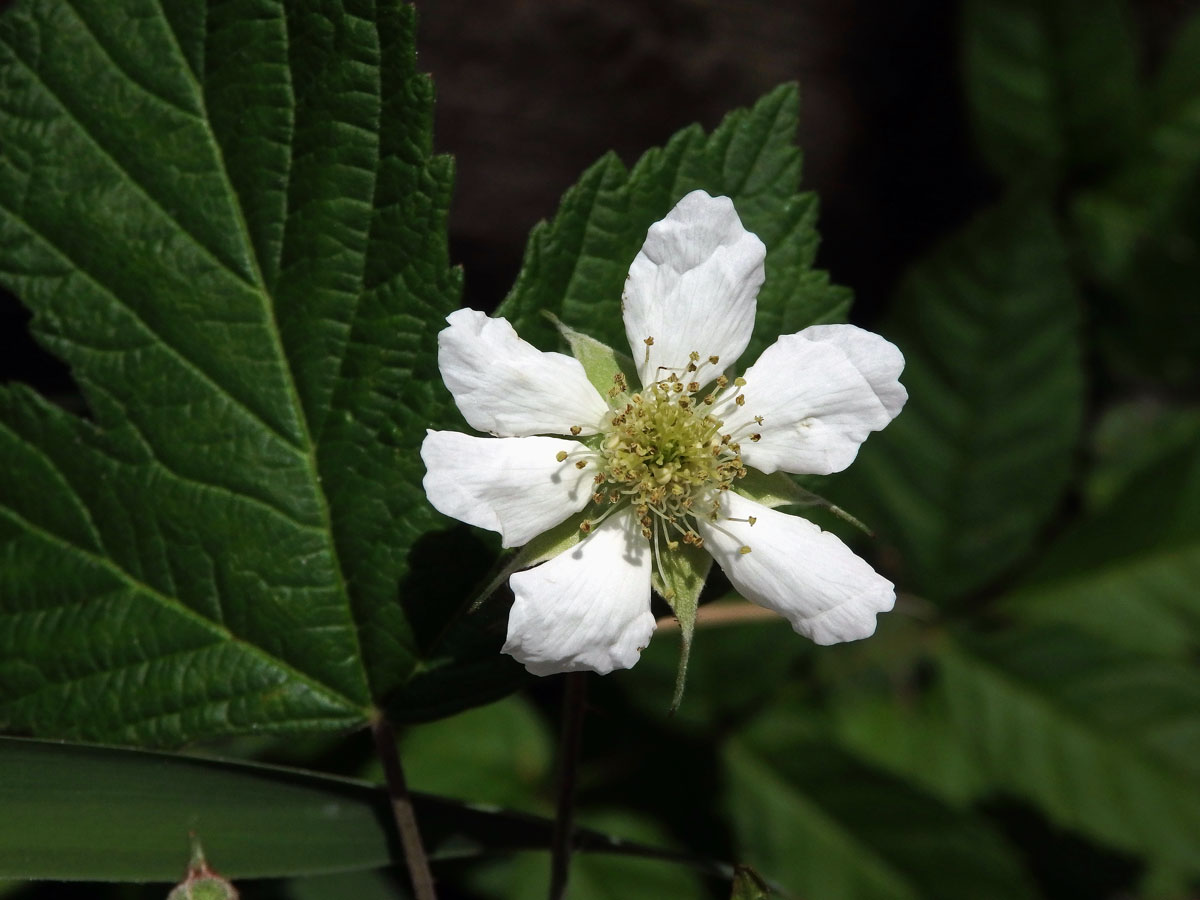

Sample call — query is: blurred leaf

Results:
[1073,9,1200,280]
[1084,402,1200,511]
[0,0,530,744]
[938,627,1200,870]
[829,689,988,808]
[466,811,710,900]
[495,83,850,367]
[1136,863,1200,900]
[962,0,1140,182]
[0,737,718,882]
[831,199,1083,601]
[1067,12,1200,386]
[724,713,1037,900]
[1001,420,1200,657]
[1073,170,1200,387]
[621,620,808,732]
[396,695,552,814]
[283,870,402,900]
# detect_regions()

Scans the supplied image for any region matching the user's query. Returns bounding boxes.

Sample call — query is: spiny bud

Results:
[169,837,239,900]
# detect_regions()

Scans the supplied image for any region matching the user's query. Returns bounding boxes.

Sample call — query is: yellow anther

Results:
[739,545,752,555]
[734,377,747,387]
[556,450,569,462]
[575,459,587,469]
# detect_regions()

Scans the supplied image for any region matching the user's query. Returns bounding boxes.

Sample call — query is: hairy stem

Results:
[371,713,437,900]
[549,672,589,900]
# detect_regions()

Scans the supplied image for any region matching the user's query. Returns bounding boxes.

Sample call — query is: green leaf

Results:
[938,627,1200,870]
[724,713,1037,900]
[466,811,711,900]
[0,0,520,743]
[829,689,989,808]
[495,83,850,367]
[1000,419,1200,657]
[397,695,553,813]
[962,0,1141,182]
[0,736,714,882]
[831,198,1083,601]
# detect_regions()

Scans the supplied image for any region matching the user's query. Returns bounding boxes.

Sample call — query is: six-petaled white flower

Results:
[421,190,907,677]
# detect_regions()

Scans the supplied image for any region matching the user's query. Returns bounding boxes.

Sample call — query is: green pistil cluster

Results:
[579,351,761,551]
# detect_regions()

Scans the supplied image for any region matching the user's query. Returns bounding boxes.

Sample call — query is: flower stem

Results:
[370,712,438,900]
[548,672,589,900]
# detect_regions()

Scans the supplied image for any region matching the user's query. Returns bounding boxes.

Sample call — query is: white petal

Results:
[696,492,894,644]
[623,191,765,387]
[421,430,596,548]
[714,327,905,476]
[438,308,609,437]
[504,506,655,676]
[798,324,908,418]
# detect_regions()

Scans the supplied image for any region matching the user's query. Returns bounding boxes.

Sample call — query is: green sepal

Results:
[545,312,640,396]
[735,471,872,535]
[730,865,773,900]
[168,837,238,900]
[652,542,713,711]
[468,512,590,612]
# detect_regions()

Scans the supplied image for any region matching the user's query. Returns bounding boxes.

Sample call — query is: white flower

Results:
[422,191,907,677]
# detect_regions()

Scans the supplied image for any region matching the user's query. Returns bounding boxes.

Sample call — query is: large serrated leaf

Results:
[831,198,1083,601]
[724,714,1036,900]
[938,626,1200,870]
[0,0,518,745]
[495,83,850,368]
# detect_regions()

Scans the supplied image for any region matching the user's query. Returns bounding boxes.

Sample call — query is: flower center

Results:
[581,352,759,550]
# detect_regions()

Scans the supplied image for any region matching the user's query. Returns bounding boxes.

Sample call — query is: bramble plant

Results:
[1,2,1198,900]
